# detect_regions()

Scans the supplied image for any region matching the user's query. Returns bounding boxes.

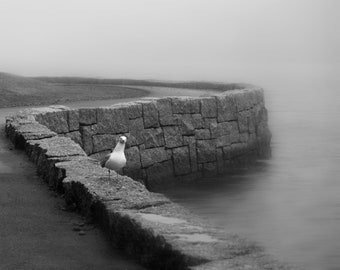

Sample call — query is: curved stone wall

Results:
[24,87,271,190]
[4,88,299,270]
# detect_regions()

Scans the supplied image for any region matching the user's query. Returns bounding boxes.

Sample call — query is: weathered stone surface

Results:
[233,90,253,112]
[64,131,82,147]
[35,110,69,134]
[183,136,197,172]
[229,121,240,143]
[230,143,248,158]
[128,118,144,146]
[163,126,183,148]
[97,107,129,133]
[142,128,165,149]
[157,98,175,126]
[206,119,218,138]
[172,146,191,175]
[212,121,230,138]
[180,114,195,135]
[195,129,211,140]
[92,134,117,153]
[192,114,204,128]
[79,108,97,125]
[142,101,159,128]
[68,109,80,131]
[146,160,174,188]
[216,135,231,147]
[201,97,217,118]
[216,94,237,122]
[80,125,95,154]
[197,140,216,163]
[140,147,168,167]
[125,102,143,119]
[171,97,200,114]
[30,136,86,158]
[125,146,141,169]
[240,133,249,143]
[238,110,249,133]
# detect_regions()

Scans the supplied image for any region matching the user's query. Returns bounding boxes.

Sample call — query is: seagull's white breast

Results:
[105,151,126,171]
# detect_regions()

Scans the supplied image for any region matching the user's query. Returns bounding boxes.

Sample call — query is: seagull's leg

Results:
[108,169,111,180]
[116,170,118,181]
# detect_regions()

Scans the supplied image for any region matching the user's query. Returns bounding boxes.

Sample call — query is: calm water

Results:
[162,72,340,270]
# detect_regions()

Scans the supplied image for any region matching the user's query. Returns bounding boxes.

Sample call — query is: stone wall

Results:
[26,88,271,190]
[5,91,301,269]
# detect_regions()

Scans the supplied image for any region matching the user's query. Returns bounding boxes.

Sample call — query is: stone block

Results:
[140,147,168,167]
[157,98,175,126]
[230,143,248,158]
[92,134,117,153]
[142,128,165,149]
[216,135,231,147]
[32,136,86,158]
[142,101,159,128]
[172,146,191,175]
[128,118,144,146]
[233,91,253,112]
[206,119,218,138]
[195,129,211,140]
[201,97,217,118]
[125,146,141,169]
[79,108,97,125]
[216,94,237,122]
[35,110,69,134]
[197,140,216,163]
[248,111,256,134]
[68,109,79,131]
[180,114,195,135]
[240,133,249,143]
[238,110,249,133]
[96,107,129,133]
[64,131,82,147]
[171,97,200,114]
[146,160,174,188]
[192,114,204,128]
[126,102,143,119]
[164,126,183,148]
[215,122,230,138]
[229,121,240,143]
[80,125,95,155]
[183,136,197,172]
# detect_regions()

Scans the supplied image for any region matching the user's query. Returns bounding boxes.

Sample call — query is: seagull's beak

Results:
[125,141,130,149]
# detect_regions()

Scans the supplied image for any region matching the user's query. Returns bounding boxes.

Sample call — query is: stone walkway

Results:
[0,123,145,270]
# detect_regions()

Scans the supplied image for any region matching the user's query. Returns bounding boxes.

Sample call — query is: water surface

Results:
[163,69,340,270]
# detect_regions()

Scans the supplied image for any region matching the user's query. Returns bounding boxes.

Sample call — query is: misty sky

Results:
[0,0,339,83]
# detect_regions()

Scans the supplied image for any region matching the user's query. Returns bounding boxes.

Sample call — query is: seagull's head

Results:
[118,135,127,145]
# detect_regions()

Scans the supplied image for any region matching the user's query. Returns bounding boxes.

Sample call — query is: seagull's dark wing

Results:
[100,153,110,168]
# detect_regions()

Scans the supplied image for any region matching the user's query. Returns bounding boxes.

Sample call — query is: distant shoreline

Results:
[0,72,248,108]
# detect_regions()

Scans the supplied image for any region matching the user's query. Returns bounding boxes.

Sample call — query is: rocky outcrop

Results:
[3,87,287,270]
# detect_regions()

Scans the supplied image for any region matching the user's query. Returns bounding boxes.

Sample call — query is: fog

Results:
[0,0,338,84]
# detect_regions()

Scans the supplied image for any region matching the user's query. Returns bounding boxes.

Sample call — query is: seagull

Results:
[100,135,127,180]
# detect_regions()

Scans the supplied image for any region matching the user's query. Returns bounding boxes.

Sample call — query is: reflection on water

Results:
[162,78,340,270]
